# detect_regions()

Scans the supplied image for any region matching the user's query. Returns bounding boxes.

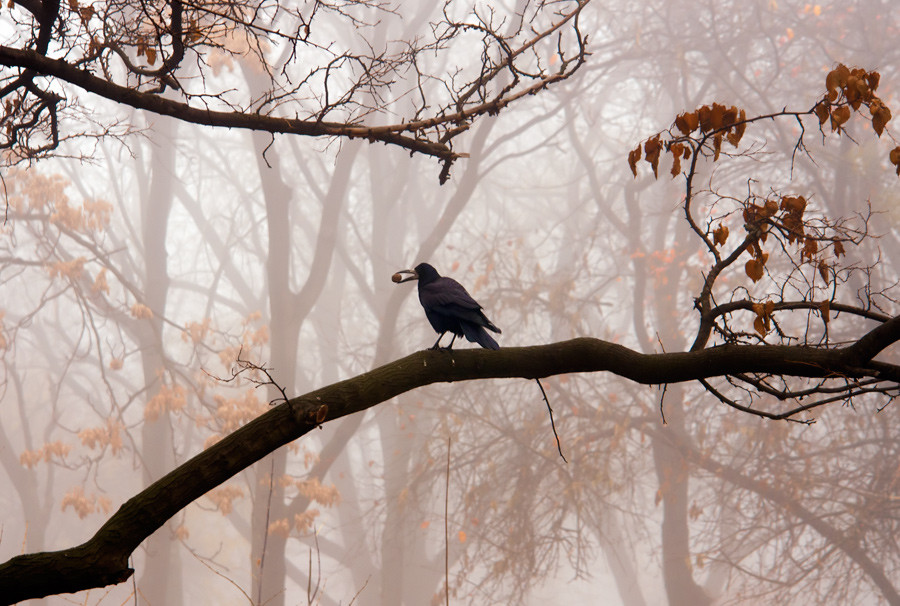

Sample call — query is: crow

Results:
[394,262,501,350]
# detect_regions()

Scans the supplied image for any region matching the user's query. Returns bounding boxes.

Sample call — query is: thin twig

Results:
[203,346,289,406]
[444,435,451,606]
[307,529,321,605]
[658,383,668,425]
[535,378,567,463]
[256,456,276,605]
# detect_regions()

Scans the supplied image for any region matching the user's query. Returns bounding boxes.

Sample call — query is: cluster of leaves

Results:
[732,194,846,289]
[630,65,898,181]
[628,102,748,178]
[816,65,900,175]
[625,66,894,348]
[816,64,890,134]
[60,485,112,519]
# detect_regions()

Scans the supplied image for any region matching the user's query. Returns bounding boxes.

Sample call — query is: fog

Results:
[2,1,899,605]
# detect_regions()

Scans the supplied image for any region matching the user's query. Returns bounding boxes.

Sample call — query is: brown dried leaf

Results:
[745,258,764,282]
[780,195,807,217]
[866,70,881,92]
[753,314,767,337]
[814,101,830,125]
[833,239,846,257]
[825,64,850,97]
[670,142,683,177]
[675,111,699,135]
[698,105,712,132]
[751,301,773,336]
[713,224,729,247]
[819,300,830,324]
[710,103,726,130]
[830,106,851,132]
[802,237,819,260]
[845,75,862,109]
[726,109,747,147]
[644,136,662,178]
[628,145,641,177]
[872,103,892,137]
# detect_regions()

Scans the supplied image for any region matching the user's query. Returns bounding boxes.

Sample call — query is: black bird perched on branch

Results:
[393,262,501,350]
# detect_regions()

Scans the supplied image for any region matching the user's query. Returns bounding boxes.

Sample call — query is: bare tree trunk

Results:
[136,115,182,605]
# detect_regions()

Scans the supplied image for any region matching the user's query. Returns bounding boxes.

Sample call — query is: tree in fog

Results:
[0,0,588,181]
[2,1,591,603]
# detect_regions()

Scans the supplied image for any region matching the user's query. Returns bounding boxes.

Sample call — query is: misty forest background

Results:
[2,1,900,605]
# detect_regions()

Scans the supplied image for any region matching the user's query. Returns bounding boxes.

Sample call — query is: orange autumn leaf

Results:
[753,315,767,337]
[801,237,818,261]
[814,101,830,125]
[870,100,892,136]
[780,195,807,215]
[833,239,846,257]
[889,147,900,166]
[675,111,699,135]
[751,301,776,337]
[745,257,765,283]
[830,106,851,132]
[866,70,881,92]
[699,103,727,132]
[825,64,850,101]
[819,300,831,325]
[726,109,747,147]
[713,224,729,246]
[669,142,684,177]
[644,136,662,178]
[628,145,641,177]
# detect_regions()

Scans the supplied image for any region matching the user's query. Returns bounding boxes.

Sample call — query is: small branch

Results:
[535,378,567,462]
[444,435,451,606]
[203,347,289,406]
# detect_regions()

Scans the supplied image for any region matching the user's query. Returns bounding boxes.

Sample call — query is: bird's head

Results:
[392,263,439,284]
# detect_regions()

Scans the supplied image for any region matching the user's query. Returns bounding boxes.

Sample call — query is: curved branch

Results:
[0,334,897,603]
[0,44,458,161]
[849,314,900,365]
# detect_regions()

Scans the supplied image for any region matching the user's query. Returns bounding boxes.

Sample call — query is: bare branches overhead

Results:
[0,0,590,180]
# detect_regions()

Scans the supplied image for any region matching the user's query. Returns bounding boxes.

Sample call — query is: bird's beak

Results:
[392,268,418,283]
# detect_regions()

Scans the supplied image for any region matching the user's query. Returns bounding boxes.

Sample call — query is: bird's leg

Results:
[430,332,447,350]
[445,334,457,350]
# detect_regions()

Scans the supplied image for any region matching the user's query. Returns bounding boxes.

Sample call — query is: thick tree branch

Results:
[0,45,458,162]
[0,333,897,603]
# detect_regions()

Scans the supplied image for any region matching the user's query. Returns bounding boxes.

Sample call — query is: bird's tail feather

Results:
[477,331,500,350]
[463,323,500,350]
[480,312,501,334]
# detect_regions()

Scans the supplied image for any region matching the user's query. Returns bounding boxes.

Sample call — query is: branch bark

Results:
[0,333,897,603]
[0,45,457,162]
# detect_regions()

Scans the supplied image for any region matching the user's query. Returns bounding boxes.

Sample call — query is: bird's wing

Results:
[419,277,483,311]
[420,277,501,335]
